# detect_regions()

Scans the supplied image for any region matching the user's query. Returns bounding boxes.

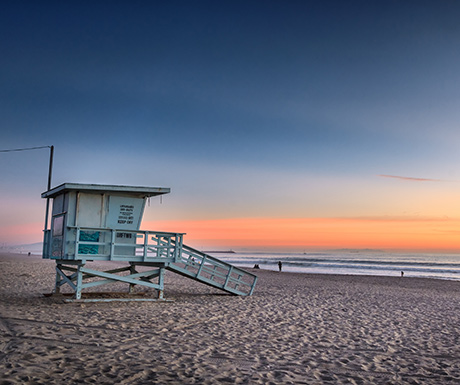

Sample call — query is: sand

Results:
[1,253,460,384]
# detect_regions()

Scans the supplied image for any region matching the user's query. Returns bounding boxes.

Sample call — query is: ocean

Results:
[211,250,460,281]
[9,244,460,281]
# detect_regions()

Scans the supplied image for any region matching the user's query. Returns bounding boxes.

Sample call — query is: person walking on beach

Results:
[278,261,282,272]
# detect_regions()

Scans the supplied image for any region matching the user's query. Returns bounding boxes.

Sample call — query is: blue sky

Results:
[1,1,460,250]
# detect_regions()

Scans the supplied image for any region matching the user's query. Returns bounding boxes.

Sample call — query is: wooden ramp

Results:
[165,244,257,296]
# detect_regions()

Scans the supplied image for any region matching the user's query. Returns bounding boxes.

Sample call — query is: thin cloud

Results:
[378,174,442,182]
[343,216,452,223]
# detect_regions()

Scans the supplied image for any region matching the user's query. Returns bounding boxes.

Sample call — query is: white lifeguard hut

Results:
[42,183,257,301]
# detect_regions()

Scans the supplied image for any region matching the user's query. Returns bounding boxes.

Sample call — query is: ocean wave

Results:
[215,252,460,280]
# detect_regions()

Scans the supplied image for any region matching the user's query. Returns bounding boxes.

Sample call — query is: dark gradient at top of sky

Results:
[2,1,459,165]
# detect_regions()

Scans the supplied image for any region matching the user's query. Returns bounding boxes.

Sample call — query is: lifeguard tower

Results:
[42,183,257,301]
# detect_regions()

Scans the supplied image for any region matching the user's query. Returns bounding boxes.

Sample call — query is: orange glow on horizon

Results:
[0,222,44,244]
[2,217,459,251]
[142,216,460,252]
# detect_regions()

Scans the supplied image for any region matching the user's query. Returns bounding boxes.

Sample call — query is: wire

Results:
[0,145,51,153]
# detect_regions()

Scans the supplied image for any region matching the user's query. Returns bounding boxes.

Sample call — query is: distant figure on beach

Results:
[278,261,282,272]
[254,264,260,269]
[401,271,404,277]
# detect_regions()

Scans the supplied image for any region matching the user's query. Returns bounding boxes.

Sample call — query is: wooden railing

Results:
[53,227,184,262]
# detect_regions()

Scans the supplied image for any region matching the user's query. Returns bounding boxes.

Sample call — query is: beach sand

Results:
[1,253,459,384]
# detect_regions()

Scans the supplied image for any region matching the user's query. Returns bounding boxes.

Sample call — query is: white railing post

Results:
[167,235,171,259]
[196,254,206,277]
[177,234,183,262]
[75,228,81,258]
[223,266,233,289]
[143,231,149,260]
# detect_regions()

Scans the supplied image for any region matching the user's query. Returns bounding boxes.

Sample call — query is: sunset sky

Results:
[1,1,460,251]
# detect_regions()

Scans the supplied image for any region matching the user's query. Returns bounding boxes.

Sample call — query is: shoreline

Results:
[2,252,459,283]
[4,249,460,282]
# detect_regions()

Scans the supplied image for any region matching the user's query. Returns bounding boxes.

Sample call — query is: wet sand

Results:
[1,252,460,384]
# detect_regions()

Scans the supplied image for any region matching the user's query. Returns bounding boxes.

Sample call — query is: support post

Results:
[129,263,137,293]
[54,262,61,294]
[158,267,165,299]
[75,262,84,300]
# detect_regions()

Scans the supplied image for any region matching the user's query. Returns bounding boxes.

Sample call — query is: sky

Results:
[1,0,460,252]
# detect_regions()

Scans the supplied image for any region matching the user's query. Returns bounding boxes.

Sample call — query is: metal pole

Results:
[44,145,54,231]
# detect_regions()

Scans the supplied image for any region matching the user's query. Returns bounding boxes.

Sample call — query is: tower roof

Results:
[41,183,170,199]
